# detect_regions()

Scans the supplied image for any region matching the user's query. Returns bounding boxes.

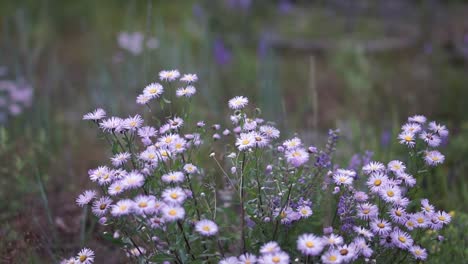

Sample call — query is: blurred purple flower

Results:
[117,32,144,55]
[213,38,232,65]
[380,130,391,148]
[278,0,293,14]
[226,0,251,10]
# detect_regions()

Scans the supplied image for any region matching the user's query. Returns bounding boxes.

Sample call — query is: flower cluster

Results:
[67,68,452,263]
[61,248,95,264]
[0,80,33,122]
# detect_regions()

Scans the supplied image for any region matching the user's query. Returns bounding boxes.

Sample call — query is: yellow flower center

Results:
[387,190,394,197]
[417,218,424,224]
[438,216,446,221]
[398,236,406,243]
[138,202,148,208]
[280,211,287,218]
[363,209,370,214]
[329,255,337,261]
[241,139,250,145]
[170,193,179,199]
[404,135,412,142]
[374,179,382,186]
[79,255,87,262]
[339,177,346,183]
[168,209,177,216]
[272,256,280,263]
[407,221,414,227]
[415,250,422,256]
[340,249,349,256]
[301,209,308,215]
[396,210,402,216]
[148,153,155,159]
[292,151,301,157]
[202,225,211,232]
[306,241,314,248]
[119,205,127,211]
[99,204,107,210]
[377,223,385,228]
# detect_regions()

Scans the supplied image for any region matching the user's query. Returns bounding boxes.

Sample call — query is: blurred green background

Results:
[0,0,467,262]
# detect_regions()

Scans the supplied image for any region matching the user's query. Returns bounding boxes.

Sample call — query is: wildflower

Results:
[159,70,180,81]
[282,137,302,150]
[370,218,392,236]
[76,248,95,264]
[408,115,427,124]
[99,117,123,132]
[420,131,441,147]
[424,150,445,166]
[176,86,196,97]
[142,83,164,98]
[297,206,313,218]
[124,115,143,131]
[235,132,256,151]
[260,251,290,264]
[421,198,435,214]
[168,116,184,130]
[362,161,385,175]
[111,152,131,167]
[380,185,401,203]
[434,210,451,225]
[357,203,378,220]
[108,181,125,196]
[243,118,257,131]
[285,148,309,167]
[180,73,198,83]
[410,245,427,260]
[389,207,407,224]
[161,171,185,183]
[183,163,198,174]
[148,216,165,229]
[162,187,187,204]
[162,205,185,221]
[133,195,156,215]
[76,190,97,207]
[337,244,357,263]
[297,234,324,256]
[136,94,151,105]
[428,121,449,137]
[195,219,219,236]
[238,253,257,264]
[366,173,388,193]
[92,196,112,216]
[404,217,417,231]
[259,125,280,139]
[413,213,429,228]
[122,171,145,190]
[398,131,416,147]
[138,126,157,139]
[401,123,422,134]
[83,108,106,121]
[387,160,406,175]
[333,172,354,186]
[253,132,270,148]
[323,234,344,247]
[353,237,373,257]
[111,199,134,216]
[321,250,342,264]
[397,173,416,187]
[354,191,368,202]
[260,241,281,254]
[390,228,413,249]
[228,96,248,110]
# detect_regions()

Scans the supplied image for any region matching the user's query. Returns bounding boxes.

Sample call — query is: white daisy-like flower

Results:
[297,233,325,256]
[321,250,342,264]
[370,218,392,236]
[76,248,95,264]
[398,131,416,147]
[323,234,344,247]
[379,185,402,203]
[353,226,374,240]
[285,147,309,168]
[162,205,185,221]
[362,161,385,175]
[333,172,354,186]
[162,187,187,204]
[389,207,407,224]
[136,94,151,105]
[183,163,198,174]
[282,137,302,150]
[259,125,280,139]
[421,199,435,214]
[391,228,414,249]
[161,171,185,183]
[99,117,124,132]
[401,123,422,134]
[297,206,313,218]
[260,241,281,254]
[410,245,427,260]
[83,108,106,121]
[366,173,388,193]
[76,190,98,207]
[91,196,112,217]
[228,96,248,110]
[159,70,180,81]
[176,86,196,97]
[408,115,427,124]
[168,116,184,129]
[122,171,145,190]
[424,150,445,166]
[111,152,131,167]
[111,199,134,216]
[235,132,256,151]
[428,121,449,137]
[143,82,164,98]
[180,73,198,83]
[108,180,125,196]
[195,219,219,236]
[419,131,441,147]
[337,244,357,263]
[387,160,406,175]
[252,132,270,148]
[260,251,290,264]
[124,114,143,131]
[357,203,378,220]
[238,253,257,264]
[219,257,239,264]
[133,195,156,215]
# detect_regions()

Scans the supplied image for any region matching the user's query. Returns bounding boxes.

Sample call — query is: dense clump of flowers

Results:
[65,68,452,263]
